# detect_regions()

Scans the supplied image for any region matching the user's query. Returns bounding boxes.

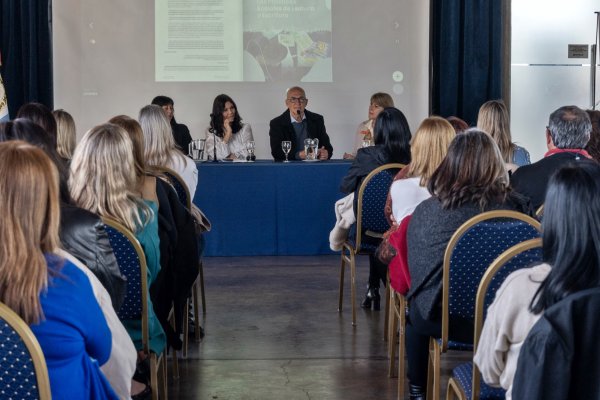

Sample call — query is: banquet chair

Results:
[154,166,205,356]
[446,238,543,400]
[427,210,541,400]
[103,217,168,400]
[0,302,51,400]
[386,214,412,400]
[535,204,544,220]
[338,163,405,327]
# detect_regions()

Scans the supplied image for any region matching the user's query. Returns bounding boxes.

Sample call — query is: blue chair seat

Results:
[452,362,505,400]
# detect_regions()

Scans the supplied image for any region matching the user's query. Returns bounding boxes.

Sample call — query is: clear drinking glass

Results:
[281,140,292,162]
[246,140,256,161]
[190,139,206,160]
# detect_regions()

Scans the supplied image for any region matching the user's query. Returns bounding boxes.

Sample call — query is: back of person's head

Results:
[52,109,77,159]
[428,128,509,210]
[373,107,411,163]
[16,102,58,148]
[109,115,146,180]
[0,119,71,203]
[585,110,600,161]
[70,123,150,233]
[370,92,394,108]
[531,161,600,314]
[477,100,514,162]
[151,95,174,107]
[139,104,183,167]
[0,141,60,324]
[407,116,456,186]
[446,116,469,133]
[547,105,591,149]
[209,94,243,135]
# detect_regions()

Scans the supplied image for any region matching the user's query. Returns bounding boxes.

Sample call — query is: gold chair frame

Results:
[427,210,541,400]
[387,286,408,399]
[446,238,543,400]
[338,163,405,327]
[0,302,51,400]
[153,166,206,357]
[103,217,169,400]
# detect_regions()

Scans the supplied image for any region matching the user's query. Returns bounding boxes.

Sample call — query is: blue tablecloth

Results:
[192,160,352,256]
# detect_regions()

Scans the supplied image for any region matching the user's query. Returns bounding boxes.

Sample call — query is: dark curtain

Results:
[430,0,504,126]
[0,0,53,118]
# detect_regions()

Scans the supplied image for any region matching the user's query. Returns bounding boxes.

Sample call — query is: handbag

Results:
[190,204,211,234]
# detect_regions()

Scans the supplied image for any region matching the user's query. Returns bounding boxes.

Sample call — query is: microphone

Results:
[213,130,218,162]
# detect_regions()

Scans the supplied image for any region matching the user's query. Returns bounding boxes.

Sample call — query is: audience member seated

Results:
[151,95,193,152]
[511,105,592,210]
[0,141,118,399]
[477,162,600,399]
[0,119,127,312]
[111,115,199,352]
[339,107,411,310]
[16,102,59,150]
[445,116,469,133]
[474,162,600,399]
[388,116,455,224]
[52,109,76,161]
[139,104,198,196]
[344,92,394,159]
[69,123,167,359]
[585,109,600,161]
[205,94,254,160]
[269,86,333,161]
[404,129,531,400]
[477,100,530,171]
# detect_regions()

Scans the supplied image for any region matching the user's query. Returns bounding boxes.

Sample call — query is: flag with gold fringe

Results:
[0,52,7,122]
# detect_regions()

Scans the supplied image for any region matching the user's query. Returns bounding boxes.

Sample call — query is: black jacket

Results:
[171,120,192,154]
[60,203,126,310]
[512,287,600,400]
[269,109,333,161]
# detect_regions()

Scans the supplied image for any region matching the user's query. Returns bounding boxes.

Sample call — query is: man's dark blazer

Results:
[269,109,333,160]
[510,151,594,210]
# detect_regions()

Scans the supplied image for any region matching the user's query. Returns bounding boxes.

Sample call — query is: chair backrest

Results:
[102,217,151,352]
[154,166,191,209]
[440,210,541,350]
[355,163,405,251]
[470,238,543,398]
[0,302,51,400]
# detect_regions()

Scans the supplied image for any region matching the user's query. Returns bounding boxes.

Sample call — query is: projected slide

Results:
[155,0,332,82]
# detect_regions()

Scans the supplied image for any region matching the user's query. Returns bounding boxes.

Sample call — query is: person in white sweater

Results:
[205,94,253,160]
[474,160,600,399]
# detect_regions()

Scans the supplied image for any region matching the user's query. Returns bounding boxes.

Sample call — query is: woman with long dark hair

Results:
[340,107,412,310]
[475,160,600,400]
[405,129,530,399]
[205,94,254,160]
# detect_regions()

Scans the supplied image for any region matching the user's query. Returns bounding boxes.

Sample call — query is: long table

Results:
[192,160,352,256]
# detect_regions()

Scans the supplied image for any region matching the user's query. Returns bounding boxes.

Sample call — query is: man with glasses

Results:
[269,86,333,161]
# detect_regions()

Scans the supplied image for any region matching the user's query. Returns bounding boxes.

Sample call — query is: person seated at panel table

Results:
[204,94,254,160]
[343,92,395,159]
[269,86,334,161]
[151,95,193,153]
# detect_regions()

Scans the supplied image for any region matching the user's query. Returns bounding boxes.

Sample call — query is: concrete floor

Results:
[167,255,466,400]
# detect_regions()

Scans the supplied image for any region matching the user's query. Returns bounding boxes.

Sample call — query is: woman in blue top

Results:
[70,123,167,356]
[0,141,117,399]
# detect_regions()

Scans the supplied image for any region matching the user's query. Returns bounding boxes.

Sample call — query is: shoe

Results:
[360,286,381,311]
[409,383,426,400]
[131,384,152,400]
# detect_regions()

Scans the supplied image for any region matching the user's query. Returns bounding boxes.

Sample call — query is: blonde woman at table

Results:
[343,92,394,159]
[205,94,254,160]
[139,104,198,196]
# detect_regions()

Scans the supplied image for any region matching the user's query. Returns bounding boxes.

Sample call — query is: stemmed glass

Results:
[245,140,256,161]
[281,141,292,162]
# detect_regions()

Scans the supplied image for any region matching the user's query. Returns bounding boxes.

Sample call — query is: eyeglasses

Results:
[287,97,307,104]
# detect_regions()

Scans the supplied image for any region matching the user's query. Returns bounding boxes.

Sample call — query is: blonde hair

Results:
[477,100,515,163]
[370,92,394,108]
[52,109,76,159]
[139,104,187,168]
[109,115,146,182]
[0,141,61,324]
[406,116,456,186]
[69,123,151,232]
